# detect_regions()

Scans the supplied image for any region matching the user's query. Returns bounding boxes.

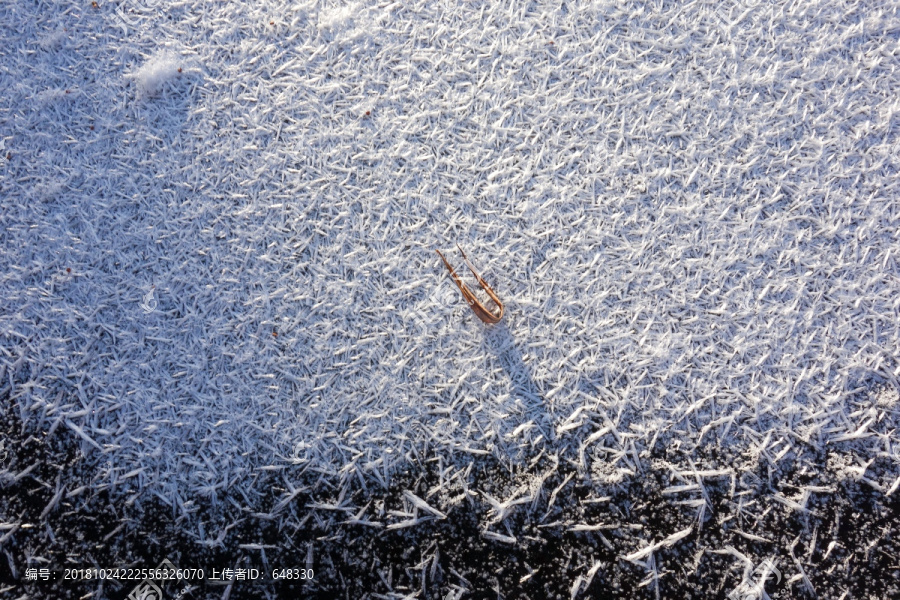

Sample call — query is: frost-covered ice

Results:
[1,0,899,596]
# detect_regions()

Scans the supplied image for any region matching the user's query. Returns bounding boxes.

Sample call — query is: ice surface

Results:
[1,0,899,594]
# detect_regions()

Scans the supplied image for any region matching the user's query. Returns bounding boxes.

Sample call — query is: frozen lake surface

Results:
[2,0,899,597]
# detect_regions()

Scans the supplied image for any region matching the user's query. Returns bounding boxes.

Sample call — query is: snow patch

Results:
[318,2,362,31]
[131,50,183,97]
